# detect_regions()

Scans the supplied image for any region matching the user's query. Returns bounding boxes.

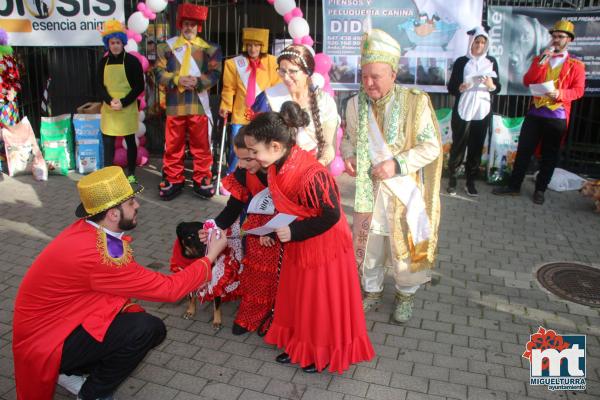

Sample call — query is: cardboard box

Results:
[76,102,102,114]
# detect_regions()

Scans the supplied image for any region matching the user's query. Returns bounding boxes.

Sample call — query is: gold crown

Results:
[242,28,269,52]
[76,166,143,218]
[100,19,126,37]
[360,29,401,71]
[550,20,575,39]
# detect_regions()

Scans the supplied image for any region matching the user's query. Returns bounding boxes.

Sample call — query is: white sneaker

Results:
[58,373,86,395]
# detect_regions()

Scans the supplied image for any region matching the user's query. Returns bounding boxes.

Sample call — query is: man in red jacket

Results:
[12,166,227,400]
[493,19,585,205]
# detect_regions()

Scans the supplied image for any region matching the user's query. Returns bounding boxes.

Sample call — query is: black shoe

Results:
[533,190,545,205]
[193,179,215,199]
[447,177,457,195]
[275,352,291,364]
[159,181,184,201]
[492,186,520,196]
[232,323,249,336]
[302,363,327,373]
[465,182,479,197]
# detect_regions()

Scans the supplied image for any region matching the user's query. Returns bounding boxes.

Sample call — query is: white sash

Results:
[265,83,317,151]
[167,37,214,144]
[233,55,263,99]
[366,103,431,244]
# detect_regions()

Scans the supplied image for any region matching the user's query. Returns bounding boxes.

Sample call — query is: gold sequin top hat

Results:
[242,28,269,53]
[360,29,401,72]
[76,166,143,218]
[549,19,575,40]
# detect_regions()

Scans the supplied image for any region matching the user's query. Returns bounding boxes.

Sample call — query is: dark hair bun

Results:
[280,101,310,129]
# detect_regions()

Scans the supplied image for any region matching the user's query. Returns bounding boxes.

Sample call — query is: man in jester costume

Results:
[0,28,21,128]
[342,29,443,324]
[219,27,279,175]
[12,167,227,400]
[155,3,222,200]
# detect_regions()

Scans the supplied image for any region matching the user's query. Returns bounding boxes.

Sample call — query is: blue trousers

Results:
[227,124,243,174]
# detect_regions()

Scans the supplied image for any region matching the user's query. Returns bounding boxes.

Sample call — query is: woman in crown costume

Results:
[252,44,339,166]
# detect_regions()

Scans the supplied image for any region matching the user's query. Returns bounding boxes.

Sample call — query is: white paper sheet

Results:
[244,213,297,236]
[247,188,275,215]
[529,81,555,97]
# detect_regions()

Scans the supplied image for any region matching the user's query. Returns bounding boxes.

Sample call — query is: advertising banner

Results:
[0,0,125,46]
[323,0,484,92]
[487,7,600,96]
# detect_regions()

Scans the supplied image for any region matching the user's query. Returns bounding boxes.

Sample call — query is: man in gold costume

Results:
[342,29,443,323]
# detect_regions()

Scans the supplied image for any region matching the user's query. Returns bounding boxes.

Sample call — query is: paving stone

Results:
[133,382,179,400]
[238,389,279,400]
[195,363,236,384]
[166,372,207,394]
[133,363,177,385]
[412,363,449,381]
[389,373,428,393]
[257,362,297,381]
[328,376,369,397]
[223,354,264,373]
[365,384,407,400]
[352,366,392,386]
[376,357,414,375]
[487,375,527,395]
[264,377,306,399]
[468,386,508,400]
[229,371,270,392]
[449,369,486,388]
[301,387,343,400]
[200,382,243,400]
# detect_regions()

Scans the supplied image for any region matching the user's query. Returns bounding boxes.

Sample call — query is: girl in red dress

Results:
[243,101,375,374]
[209,132,282,335]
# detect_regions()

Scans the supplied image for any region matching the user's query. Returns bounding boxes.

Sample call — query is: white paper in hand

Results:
[244,213,297,236]
[247,188,275,215]
[529,81,555,96]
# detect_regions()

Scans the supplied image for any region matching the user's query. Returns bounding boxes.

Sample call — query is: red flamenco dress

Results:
[221,169,282,332]
[264,146,375,373]
[169,223,243,303]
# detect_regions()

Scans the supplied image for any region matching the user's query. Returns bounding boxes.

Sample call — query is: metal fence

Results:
[13,0,600,176]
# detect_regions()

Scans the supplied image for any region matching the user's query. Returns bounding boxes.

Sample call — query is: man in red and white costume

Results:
[493,19,585,205]
[12,167,227,400]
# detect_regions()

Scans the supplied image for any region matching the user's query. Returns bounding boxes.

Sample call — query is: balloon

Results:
[324,85,334,97]
[137,146,149,166]
[139,97,147,110]
[266,0,275,4]
[135,121,146,138]
[274,0,296,16]
[301,35,314,47]
[329,156,345,177]
[115,136,124,149]
[146,0,168,13]
[311,72,324,89]
[138,110,145,121]
[126,29,142,43]
[138,135,147,147]
[314,53,332,74]
[125,40,139,53]
[137,2,157,20]
[292,37,302,45]
[128,11,149,34]
[288,17,310,39]
[113,148,127,167]
[283,7,303,23]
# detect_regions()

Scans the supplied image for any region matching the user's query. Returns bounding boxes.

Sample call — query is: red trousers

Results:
[163,114,212,184]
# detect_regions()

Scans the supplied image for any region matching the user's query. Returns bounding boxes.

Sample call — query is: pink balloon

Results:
[329,156,345,177]
[126,29,142,43]
[267,0,275,4]
[284,7,303,23]
[138,136,147,147]
[115,136,124,149]
[314,53,332,74]
[137,2,157,20]
[137,146,149,166]
[139,98,147,110]
[113,148,127,167]
[292,37,302,45]
[324,85,334,97]
[301,35,314,46]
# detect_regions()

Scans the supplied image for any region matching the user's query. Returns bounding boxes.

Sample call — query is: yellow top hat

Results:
[550,19,575,40]
[100,19,126,37]
[360,29,401,72]
[242,28,269,53]
[76,166,144,218]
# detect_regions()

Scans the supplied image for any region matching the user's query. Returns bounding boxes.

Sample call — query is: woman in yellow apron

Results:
[99,20,144,183]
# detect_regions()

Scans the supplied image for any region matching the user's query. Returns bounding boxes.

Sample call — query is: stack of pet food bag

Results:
[1,103,103,179]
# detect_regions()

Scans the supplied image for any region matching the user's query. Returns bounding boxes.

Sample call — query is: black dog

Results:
[175,221,223,328]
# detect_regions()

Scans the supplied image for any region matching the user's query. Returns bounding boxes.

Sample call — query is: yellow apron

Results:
[100,55,139,136]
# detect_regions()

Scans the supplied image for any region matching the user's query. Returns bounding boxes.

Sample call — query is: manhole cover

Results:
[536,262,600,307]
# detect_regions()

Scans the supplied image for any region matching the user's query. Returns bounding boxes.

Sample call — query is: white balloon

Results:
[146,0,168,13]
[122,136,141,150]
[274,0,296,16]
[124,40,139,53]
[288,17,310,39]
[138,110,145,122]
[135,121,146,138]
[311,72,324,89]
[128,11,149,34]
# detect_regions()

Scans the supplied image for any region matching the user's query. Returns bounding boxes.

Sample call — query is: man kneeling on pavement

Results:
[12,166,228,400]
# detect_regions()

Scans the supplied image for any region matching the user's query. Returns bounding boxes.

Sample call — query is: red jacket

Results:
[523,55,586,125]
[13,220,213,400]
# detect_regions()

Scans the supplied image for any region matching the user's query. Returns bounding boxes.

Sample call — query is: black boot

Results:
[447,176,457,195]
[159,180,184,201]
[232,323,249,336]
[275,352,291,364]
[193,178,215,199]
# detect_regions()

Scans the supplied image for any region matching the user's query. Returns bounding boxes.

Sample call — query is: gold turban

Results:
[242,28,269,53]
[360,29,401,71]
